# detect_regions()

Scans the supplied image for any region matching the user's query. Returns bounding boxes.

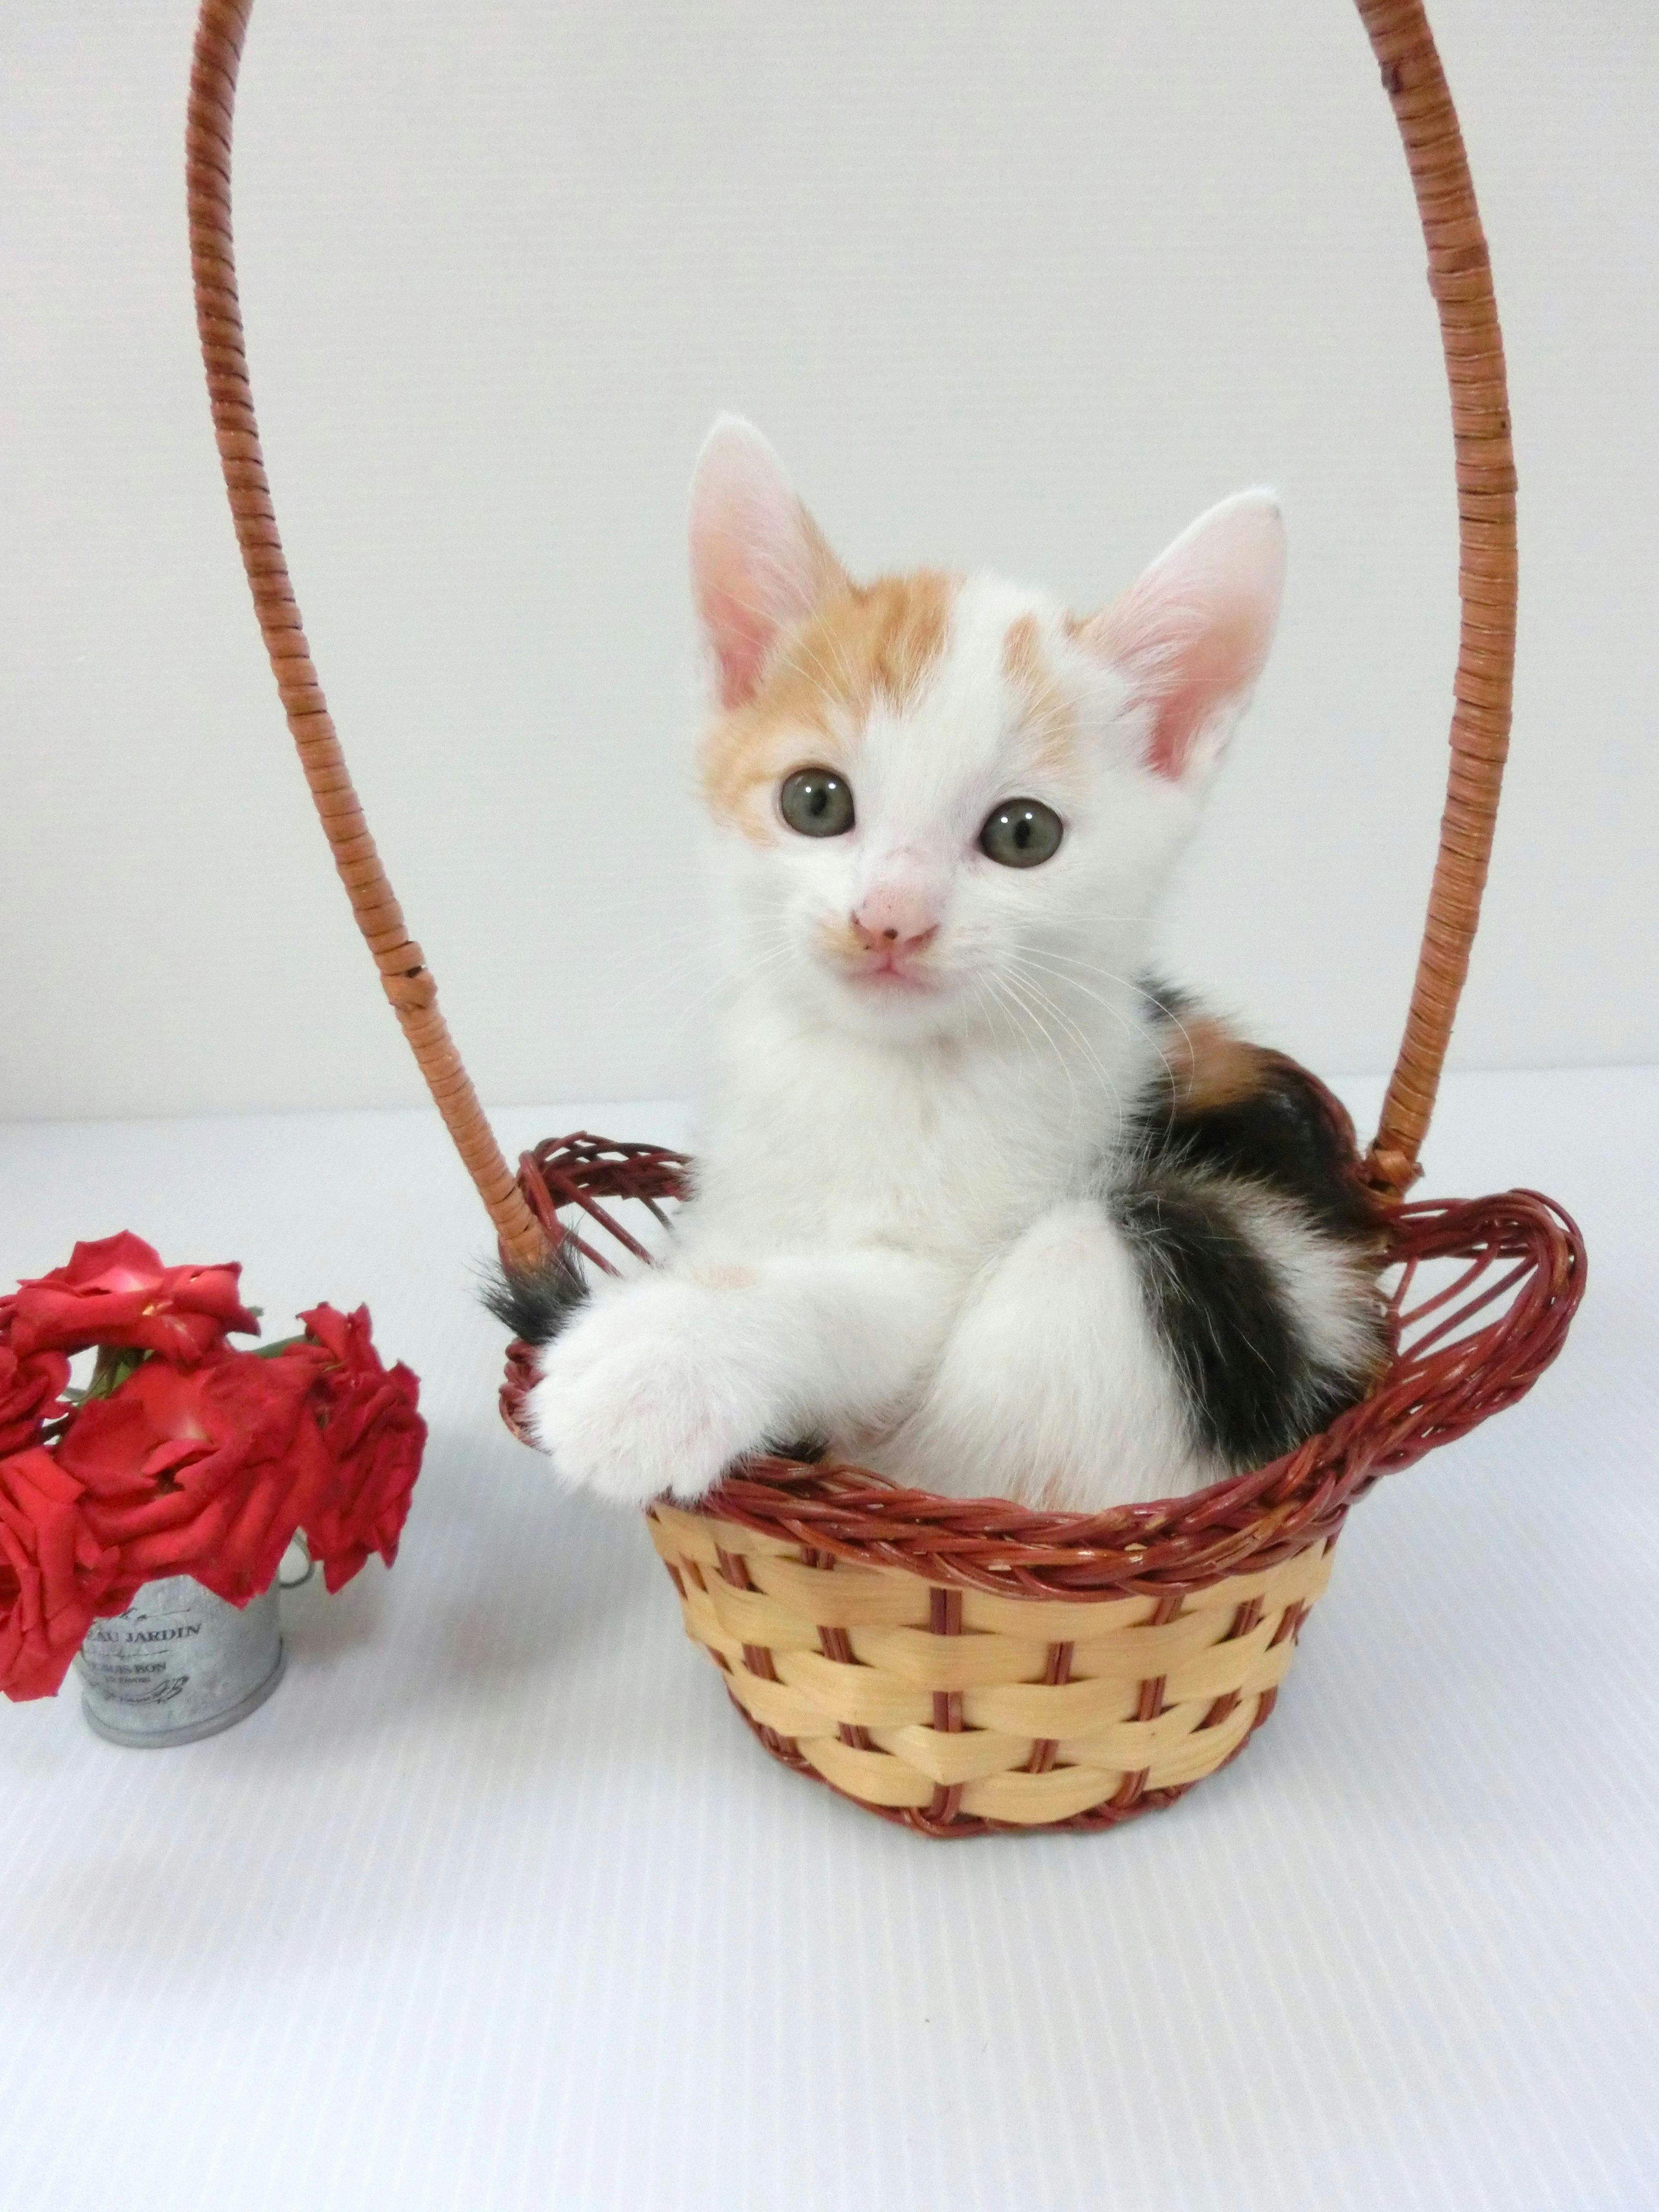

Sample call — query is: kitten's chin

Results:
[842,966,941,1004]
[799,958,966,1040]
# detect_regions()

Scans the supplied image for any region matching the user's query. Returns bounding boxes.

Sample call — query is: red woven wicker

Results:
[501,1136,1582,1600]
[188,0,1586,1835]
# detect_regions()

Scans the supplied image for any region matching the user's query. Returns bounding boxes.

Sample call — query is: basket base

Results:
[726,1681,1278,1838]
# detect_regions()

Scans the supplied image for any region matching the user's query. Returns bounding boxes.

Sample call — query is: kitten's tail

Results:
[480,1239,590,1345]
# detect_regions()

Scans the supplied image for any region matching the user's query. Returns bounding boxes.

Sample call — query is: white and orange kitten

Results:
[509,417,1384,1512]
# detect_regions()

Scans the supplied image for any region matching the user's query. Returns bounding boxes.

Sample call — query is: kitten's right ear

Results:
[689,416,849,711]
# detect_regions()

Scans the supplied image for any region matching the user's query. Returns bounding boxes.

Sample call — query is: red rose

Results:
[2,1232,258,1364]
[1,1446,123,1701]
[0,1341,70,1457]
[296,1305,426,1593]
[56,1348,332,1607]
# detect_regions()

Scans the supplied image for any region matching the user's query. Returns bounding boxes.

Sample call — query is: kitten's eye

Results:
[979,798,1063,868]
[779,767,855,838]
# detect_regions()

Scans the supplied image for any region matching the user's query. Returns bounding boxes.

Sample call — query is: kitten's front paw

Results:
[524,1281,776,1508]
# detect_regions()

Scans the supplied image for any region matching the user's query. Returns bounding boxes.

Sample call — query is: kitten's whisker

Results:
[1016,954,1183,1104]
[971,972,1027,1058]
[997,967,1084,1124]
[1019,952,1196,1089]
[1008,962,1128,1127]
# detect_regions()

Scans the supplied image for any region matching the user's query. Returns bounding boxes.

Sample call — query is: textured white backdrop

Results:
[3,0,1656,1122]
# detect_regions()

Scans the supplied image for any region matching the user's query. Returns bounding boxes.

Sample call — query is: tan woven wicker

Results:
[187,0,1586,1835]
[648,1504,1336,1827]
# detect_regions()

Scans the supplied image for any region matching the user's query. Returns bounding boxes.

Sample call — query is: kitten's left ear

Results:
[689,416,850,712]
[1078,490,1287,782]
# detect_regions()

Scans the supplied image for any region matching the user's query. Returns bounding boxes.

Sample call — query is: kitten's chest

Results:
[687,1015,1112,1264]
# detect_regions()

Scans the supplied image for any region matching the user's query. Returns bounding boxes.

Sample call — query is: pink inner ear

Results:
[1084,493,1286,779]
[690,419,848,712]
[1124,599,1272,778]
[700,574,779,712]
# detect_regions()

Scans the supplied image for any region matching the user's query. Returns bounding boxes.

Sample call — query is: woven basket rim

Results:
[500,1122,1587,1597]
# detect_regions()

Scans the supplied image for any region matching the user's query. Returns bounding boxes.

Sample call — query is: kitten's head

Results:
[690,416,1285,1042]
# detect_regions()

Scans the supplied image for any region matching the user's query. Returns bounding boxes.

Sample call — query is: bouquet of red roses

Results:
[0,1233,426,1703]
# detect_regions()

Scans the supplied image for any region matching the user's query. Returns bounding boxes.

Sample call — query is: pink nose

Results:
[850,893,938,957]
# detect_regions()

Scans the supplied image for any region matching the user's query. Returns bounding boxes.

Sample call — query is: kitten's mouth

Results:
[839,951,941,994]
[813,919,948,998]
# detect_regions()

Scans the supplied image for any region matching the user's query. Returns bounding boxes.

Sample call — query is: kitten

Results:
[502,417,1385,1512]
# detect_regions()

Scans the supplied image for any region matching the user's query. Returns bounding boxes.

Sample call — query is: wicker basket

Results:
[490,1131,1579,1834]
[186,0,1586,1836]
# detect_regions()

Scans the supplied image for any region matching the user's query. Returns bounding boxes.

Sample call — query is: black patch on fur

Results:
[765,1434,829,1464]
[1113,1179,1300,1467]
[480,1241,589,1346]
[1119,975,1385,1467]
[1141,1060,1376,1242]
[1134,974,1376,1241]
[1138,972,1197,1027]
[1113,1178,1358,1469]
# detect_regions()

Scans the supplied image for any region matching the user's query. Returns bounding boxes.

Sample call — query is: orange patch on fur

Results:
[1163,1014,1267,1114]
[816,914,864,965]
[1002,612,1077,779]
[701,571,957,837]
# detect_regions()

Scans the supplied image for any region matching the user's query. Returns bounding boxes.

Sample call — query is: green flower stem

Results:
[86,1346,150,1400]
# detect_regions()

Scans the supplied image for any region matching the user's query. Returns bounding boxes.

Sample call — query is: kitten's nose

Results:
[850,893,938,957]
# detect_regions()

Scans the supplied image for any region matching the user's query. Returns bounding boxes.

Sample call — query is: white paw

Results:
[523,1280,779,1508]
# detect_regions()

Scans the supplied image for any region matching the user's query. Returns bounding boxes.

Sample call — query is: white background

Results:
[3,0,1655,1125]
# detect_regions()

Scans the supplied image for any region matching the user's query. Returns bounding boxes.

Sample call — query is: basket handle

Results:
[185,0,547,1269]
[1354,1,1517,1195]
[185,0,1513,1226]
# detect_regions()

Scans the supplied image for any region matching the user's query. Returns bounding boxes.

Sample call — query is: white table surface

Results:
[2,1068,1654,2212]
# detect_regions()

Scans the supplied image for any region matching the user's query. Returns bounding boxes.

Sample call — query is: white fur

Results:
[867,1201,1211,1507]
[527,426,1290,1509]
[1220,1181,1385,1412]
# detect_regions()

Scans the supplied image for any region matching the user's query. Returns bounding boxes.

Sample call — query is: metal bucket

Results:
[77,1575,286,1747]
